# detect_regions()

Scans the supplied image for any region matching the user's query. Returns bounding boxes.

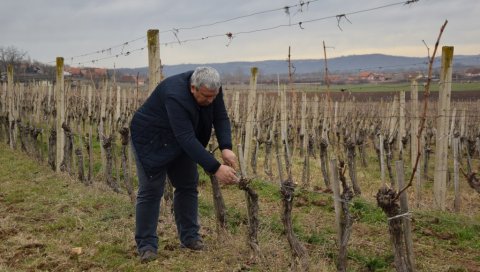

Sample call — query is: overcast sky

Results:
[1,0,479,68]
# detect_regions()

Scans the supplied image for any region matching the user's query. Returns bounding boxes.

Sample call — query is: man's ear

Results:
[190,85,196,94]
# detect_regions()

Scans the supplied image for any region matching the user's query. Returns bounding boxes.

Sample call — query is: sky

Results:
[1,0,479,69]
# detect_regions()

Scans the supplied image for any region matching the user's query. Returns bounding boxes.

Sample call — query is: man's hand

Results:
[221,149,238,170]
[214,165,239,185]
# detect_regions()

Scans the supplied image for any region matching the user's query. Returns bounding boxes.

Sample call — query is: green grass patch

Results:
[350,198,386,224]
[348,249,393,271]
[263,214,283,234]
[94,243,132,268]
[46,216,78,231]
[225,206,247,233]
[415,211,480,249]
[249,179,282,201]
[198,198,215,218]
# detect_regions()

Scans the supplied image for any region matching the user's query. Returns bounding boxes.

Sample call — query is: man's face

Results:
[190,85,219,106]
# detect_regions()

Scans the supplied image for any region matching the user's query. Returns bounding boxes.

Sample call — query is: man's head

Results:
[190,66,221,106]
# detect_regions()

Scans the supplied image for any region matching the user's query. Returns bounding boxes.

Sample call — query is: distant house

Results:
[359,71,386,82]
[65,67,82,77]
[75,67,107,80]
[465,68,480,78]
[94,68,107,78]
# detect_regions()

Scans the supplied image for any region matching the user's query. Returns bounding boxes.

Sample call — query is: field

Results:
[1,76,480,271]
[1,141,480,271]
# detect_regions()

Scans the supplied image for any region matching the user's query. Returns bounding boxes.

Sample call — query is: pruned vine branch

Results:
[395,19,448,200]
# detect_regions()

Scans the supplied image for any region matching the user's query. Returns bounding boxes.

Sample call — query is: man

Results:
[130,66,239,263]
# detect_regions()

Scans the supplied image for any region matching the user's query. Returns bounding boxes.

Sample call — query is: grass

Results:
[1,142,480,271]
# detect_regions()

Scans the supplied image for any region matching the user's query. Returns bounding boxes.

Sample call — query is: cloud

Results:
[1,0,478,68]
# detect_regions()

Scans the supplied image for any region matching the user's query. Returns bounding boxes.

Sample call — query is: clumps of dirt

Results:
[0,228,18,240]
[420,228,455,240]
[294,194,328,208]
[7,243,46,266]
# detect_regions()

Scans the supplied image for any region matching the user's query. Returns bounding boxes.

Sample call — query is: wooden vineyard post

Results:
[113,86,122,189]
[31,86,41,154]
[433,46,454,211]
[396,161,415,271]
[300,92,311,188]
[46,83,53,131]
[87,85,94,183]
[0,81,5,143]
[243,67,258,175]
[301,121,311,188]
[251,92,264,175]
[449,108,456,148]
[333,101,338,147]
[300,91,307,157]
[280,85,293,178]
[280,85,287,146]
[386,95,399,187]
[75,85,85,183]
[286,47,298,155]
[106,85,113,135]
[380,134,386,186]
[147,29,162,95]
[233,91,240,143]
[459,109,466,160]
[7,64,15,149]
[55,58,65,172]
[99,79,108,174]
[237,143,261,262]
[0,80,4,117]
[453,134,461,212]
[114,86,121,131]
[345,128,361,196]
[399,91,406,160]
[320,99,331,189]
[311,95,319,142]
[264,101,278,181]
[410,80,422,207]
[330,159,342,248]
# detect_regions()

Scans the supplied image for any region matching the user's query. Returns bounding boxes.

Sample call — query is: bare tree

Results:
[0,45,28,73]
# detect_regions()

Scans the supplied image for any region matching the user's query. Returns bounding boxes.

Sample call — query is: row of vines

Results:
[1,48,479,271]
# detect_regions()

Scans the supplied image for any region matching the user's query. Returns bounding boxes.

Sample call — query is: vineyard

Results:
[1,46,480,271]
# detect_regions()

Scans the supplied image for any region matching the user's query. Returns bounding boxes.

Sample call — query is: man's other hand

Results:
[214,165,239,185]
[221,149,238,170]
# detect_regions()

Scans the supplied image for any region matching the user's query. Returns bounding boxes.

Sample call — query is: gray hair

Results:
[190,66,221,90]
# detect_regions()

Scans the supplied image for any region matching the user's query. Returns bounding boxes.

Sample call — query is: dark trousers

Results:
[134,151,200,253]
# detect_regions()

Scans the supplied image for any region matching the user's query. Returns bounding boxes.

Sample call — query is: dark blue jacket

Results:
[130,71,232,179]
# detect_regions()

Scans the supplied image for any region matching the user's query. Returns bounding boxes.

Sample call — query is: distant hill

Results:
[117,53,480,78]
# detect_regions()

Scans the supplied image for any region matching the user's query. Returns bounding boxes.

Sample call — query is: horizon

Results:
[99,52,480,70]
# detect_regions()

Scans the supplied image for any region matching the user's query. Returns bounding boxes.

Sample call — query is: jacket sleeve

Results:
[213,90,233,150]
[165,97,221,174]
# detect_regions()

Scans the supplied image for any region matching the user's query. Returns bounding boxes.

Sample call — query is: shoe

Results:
[181,239,204,251]
[139,250,157,263]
